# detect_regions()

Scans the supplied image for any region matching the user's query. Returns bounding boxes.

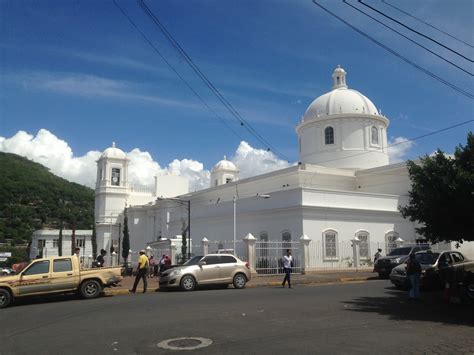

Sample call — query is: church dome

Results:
[212,156,238,172]
[302,66,379,122]
[100,142,127,159]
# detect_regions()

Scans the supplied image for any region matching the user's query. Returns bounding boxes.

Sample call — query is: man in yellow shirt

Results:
[129,250,149,293]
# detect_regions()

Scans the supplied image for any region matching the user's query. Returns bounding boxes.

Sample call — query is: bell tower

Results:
[95,142,129,254]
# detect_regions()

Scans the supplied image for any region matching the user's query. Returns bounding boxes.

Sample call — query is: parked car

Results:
[438,251,474,300]
[374,244,431,278]
[1,267,14,276]
[390,250,448,290]
[0,256,122,308]
[159,254,251,291]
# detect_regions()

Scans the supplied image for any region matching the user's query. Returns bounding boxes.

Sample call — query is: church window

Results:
[385,231,399,255]
[260,232,268,242]
[324,127,334,145]
[356,231,370,260]
[214,179,218,187]
[259,232,269,258]
[323,230,338,260]
[76,238,85,248]
[282,231,291,250]
[226,178,233,184]
[111,168,121,186]
[371,126,379,145]
[337,77,340,85]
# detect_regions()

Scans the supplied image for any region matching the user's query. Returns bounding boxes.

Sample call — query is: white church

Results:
[93,66,421,271]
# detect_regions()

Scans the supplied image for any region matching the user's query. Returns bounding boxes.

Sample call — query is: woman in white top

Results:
[281,249,293,288]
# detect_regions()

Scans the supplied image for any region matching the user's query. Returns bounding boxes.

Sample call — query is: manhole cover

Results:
[157,337,213,351]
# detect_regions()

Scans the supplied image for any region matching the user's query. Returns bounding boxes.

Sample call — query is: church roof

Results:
[100,142,127,159]
[302,66,379,122]
[212,156,238,172]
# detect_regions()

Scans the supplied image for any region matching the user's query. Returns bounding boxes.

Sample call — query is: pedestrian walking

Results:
[130,250,149,293]
[373,248,382,272]
[406,253,421,300]
[281,249,293,288]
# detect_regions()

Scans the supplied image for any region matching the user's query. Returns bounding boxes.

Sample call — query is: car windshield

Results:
[388,247,413,256]
[416,253,439,265]
[183,256,203,266]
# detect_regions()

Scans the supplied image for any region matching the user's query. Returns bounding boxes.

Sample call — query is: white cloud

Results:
[0,129,291,193]
[388,136,415,163]
[231,141,292,178]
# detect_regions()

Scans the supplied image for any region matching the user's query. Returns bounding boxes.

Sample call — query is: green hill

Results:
[0,152,94,244]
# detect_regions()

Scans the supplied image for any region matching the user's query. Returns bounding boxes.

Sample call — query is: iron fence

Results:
[255,241,302,275]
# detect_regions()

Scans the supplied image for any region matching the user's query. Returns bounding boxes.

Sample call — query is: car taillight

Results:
[245,262,250,269]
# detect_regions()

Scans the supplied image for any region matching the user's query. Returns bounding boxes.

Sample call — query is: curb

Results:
[104,276,372,296]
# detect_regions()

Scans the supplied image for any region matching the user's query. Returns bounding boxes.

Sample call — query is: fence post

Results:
[351,237,361,270]
[243,233,256,272]
[300,234,311,274]
[201,237,209,256]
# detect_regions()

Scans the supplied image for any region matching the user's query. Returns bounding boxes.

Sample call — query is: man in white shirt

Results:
[281,249,293,288]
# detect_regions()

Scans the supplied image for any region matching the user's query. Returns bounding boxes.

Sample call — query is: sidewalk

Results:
[105,270,377,296]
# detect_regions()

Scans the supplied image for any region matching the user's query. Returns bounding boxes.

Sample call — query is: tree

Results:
[181,219,187,262]
[400,132,474,244]
[91,224,97,259]
[122,210,130,262]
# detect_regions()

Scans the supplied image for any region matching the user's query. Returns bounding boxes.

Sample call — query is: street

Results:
[1,280,473,354]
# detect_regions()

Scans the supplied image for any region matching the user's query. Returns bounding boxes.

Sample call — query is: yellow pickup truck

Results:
[0,256,122,308]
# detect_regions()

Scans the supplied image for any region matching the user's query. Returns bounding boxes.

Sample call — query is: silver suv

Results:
[159,254,251,291]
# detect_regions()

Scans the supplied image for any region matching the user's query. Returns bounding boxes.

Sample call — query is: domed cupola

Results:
[96,142,129,189]
[296,66,390,170]
[210,156,239,187]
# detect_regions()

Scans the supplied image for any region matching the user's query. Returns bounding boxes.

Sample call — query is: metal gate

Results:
[255,241,302,275]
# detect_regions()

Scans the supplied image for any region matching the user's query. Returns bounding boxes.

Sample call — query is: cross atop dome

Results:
[332,65,347,89]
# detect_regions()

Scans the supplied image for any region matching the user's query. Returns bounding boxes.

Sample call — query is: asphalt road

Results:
[1,280,473,355]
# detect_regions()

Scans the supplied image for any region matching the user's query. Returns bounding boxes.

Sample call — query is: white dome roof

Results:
[212,156,238,172]
[100,142,126,159]
[302,66,379,122]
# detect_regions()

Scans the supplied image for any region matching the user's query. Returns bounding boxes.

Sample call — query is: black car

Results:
[390,250,447,290]
[374,244,430,278]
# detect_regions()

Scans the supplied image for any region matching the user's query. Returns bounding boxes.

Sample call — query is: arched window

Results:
[259,232,269,258]
[371,126,379,145]
[324,127,334,145]
[385,231,399,255]
[322,229,338,260]
[355,230,370,260]
[282,231,291,251]
[259,232,268,242]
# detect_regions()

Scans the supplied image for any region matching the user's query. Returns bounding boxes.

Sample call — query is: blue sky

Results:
[1,0,473,177]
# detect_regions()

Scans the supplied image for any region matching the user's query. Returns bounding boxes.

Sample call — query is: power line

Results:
[137,0,291,161]
[382,0,473,49]
[111,0,248,146]
[343,1,472,76]
[358,0,473,63]
[311,1,474,99]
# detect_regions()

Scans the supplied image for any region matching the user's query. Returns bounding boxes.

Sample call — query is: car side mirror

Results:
[199,261,206,266]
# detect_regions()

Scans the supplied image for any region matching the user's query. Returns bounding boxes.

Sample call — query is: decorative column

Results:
[201,237,209,256]
[351,237,361,269]
[300,234,311,274]
[243,233,256,272]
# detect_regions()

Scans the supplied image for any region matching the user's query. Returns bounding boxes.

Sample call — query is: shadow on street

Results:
[343,286,474,326]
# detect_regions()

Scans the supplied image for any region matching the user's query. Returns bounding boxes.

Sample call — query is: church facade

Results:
[95,67,419,269]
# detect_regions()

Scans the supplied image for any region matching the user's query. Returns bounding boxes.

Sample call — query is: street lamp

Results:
[157,197,191,260]
[233,193,270,256]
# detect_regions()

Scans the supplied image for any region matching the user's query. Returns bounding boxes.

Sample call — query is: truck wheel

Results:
[0,289,12,309]
[233,273,247,289]
[80,280,102,299]
[180,275,196,291]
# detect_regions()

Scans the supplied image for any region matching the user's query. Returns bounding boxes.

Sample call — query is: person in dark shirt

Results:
[95,249,107,267]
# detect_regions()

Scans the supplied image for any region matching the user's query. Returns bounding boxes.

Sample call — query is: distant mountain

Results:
[0,152,94,243]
